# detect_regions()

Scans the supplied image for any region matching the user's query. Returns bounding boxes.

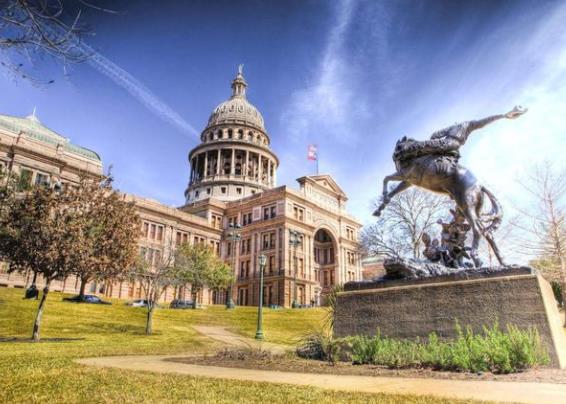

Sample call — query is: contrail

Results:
[80,43,200,138]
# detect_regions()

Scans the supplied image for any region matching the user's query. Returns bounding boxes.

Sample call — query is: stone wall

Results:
[334,272,566,368]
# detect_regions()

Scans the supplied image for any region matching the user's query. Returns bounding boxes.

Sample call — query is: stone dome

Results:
[205,67,265,131]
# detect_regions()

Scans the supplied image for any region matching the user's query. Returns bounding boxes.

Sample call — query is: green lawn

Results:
[0,287,478,403]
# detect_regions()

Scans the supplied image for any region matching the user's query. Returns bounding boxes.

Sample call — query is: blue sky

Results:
[1,0,565,225]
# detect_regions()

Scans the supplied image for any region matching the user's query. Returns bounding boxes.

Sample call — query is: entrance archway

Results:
[313,228,338,298]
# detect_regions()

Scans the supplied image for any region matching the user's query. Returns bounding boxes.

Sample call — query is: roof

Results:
[0,113,101,162]
[204,68,265,132]
[296,174,348,200]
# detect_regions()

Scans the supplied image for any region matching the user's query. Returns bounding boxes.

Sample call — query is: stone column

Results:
[216,149,221,175]
[267,159,272,186]
[258,154,262,182]
[231,148,235,175]
[273,165,277,186]
[204,151,208,178]
[245,149,249,178]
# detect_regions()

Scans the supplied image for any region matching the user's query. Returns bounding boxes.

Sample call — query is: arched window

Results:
[208,132,213,141]
[216,130,223,139]
[228,129,233,139]
[248,131,253,141]
[238,129,244,139]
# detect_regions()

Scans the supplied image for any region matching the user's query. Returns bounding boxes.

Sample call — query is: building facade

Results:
[0,69,362,307]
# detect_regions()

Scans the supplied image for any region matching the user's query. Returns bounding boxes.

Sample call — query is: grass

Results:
[0,287,478,403]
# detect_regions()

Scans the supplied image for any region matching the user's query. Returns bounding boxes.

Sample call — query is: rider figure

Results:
[393,106,527,163]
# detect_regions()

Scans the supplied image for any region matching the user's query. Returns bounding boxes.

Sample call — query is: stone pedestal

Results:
[334,268,566,368]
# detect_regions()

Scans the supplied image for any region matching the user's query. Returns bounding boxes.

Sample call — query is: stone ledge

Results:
[344,265,534,291]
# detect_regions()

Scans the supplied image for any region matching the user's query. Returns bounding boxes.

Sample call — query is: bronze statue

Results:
[374,106,527,267]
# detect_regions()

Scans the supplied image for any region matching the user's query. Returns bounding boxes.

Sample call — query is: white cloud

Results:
[280,0,368,145]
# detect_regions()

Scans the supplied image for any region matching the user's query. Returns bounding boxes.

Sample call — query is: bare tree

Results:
[0,0,115,83]
[360,188,451,259]
[511,163,566,322]
[130,251,177,336]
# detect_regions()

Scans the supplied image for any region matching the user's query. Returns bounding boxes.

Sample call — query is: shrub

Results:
[551,281,563,307]
[299,322,550,374]
[296,331,342,364]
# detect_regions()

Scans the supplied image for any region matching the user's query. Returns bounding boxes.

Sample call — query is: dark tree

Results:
[0,183,83,341]
[174,243,233,309]
[68,176,140,301]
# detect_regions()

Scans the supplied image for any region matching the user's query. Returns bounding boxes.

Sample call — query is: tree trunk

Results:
[79,277,88,301]
[32,281,50,342]
[31,271,38,287]
[192,290,198,309]
[145,305,154,335]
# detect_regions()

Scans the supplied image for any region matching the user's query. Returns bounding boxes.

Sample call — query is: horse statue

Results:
[374,106,527,267]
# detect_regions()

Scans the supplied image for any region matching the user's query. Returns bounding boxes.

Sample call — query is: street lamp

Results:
[255,254,267,340]
[226,222,241,309]
[289,229,302,308]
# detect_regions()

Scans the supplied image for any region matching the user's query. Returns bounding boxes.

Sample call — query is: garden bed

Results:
[168,348,566,384]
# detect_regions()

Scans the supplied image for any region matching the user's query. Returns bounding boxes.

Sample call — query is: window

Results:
[195,190,200,198]
[242,212,252,226]
[227,242,232,257]
[211,214,222,229]
[150,224,156,239]
[207,188,211,195]
[156,226,163,241]
[236,187,242,195]
[346,227,355,240]
[176,231,189,246]
[262,232,275,250]
[221,187,227,194]
[35,173,50,187]
[293,205,304,221]
[142,222,149,238]
[262,204,276,220]
[268,255,275,273]
[298,258,304,277]
[240,238,251,255]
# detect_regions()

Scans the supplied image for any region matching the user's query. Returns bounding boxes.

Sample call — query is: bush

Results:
[298,322,550,374]
[296,331,347,364]
[551,281,563,308]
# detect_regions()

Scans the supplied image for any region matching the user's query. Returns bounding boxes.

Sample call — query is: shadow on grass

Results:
[0,337,86,343]
[84,321,145,334]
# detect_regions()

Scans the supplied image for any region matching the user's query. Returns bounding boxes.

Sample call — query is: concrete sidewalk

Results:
[76,354,566,403]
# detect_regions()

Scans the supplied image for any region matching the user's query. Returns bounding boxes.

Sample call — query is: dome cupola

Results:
[185,67,279,203]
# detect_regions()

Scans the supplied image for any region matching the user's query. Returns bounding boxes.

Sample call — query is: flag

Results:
[307,144,318,161]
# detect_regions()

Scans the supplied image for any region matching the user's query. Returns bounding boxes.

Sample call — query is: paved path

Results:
[75,326,566,403]
[76,355,566,403]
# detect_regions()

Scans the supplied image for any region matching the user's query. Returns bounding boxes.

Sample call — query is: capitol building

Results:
[0,68,362,307]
